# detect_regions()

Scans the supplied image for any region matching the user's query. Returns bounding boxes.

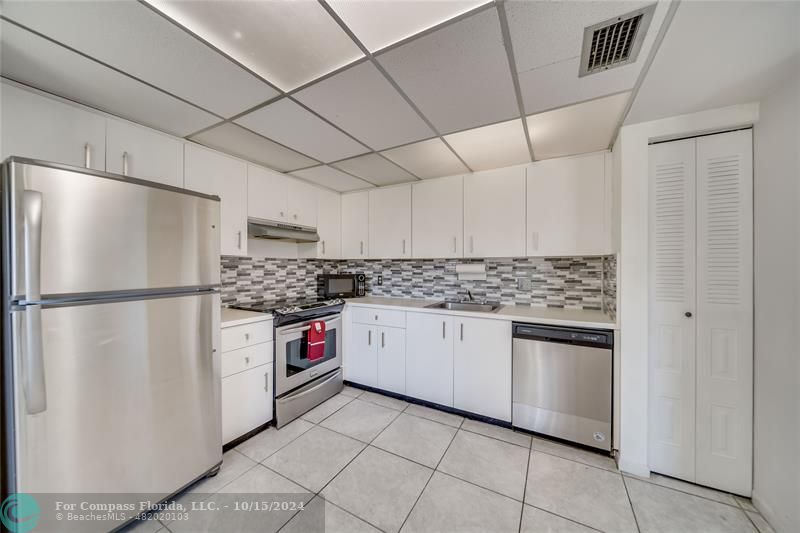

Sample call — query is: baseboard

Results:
[752,491,792,533]
[618,456,651,478]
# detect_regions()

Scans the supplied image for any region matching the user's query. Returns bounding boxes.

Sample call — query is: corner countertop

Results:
[221,307,272,328]
[345,296,616,330]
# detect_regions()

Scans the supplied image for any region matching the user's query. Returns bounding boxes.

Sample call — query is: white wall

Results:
[752,65,800,533]
[614,103,760,476]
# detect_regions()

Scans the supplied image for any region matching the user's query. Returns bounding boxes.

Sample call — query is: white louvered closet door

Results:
[695,130,753,496]
[648,130,753,497]
[648,138,697,482]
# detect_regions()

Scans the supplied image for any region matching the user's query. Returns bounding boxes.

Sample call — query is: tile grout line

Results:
[621,473,755,511]
[621,474,643,533]
[517,440,533,533]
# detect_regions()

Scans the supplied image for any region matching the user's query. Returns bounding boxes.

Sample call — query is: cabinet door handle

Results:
[280,211,285,218]
[381,331,385,348]
[442,321,446,339]
[452,237,457,253]
[244,332,249,341]
[360,241,364,255]
[122,151,129,176]
[368,329,372,346]
[237,230,242,249]
[470,236,474,254]
[293,214,298,220]
[322,240,326,255]
[245,356,250,365]
[84,143,91,168]
[265,371,270,393]
[531,232,539,251]
[402,239,406,255]
[460,323,464,341]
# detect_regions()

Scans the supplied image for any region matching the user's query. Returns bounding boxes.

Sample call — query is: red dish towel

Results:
[307,320,326,361]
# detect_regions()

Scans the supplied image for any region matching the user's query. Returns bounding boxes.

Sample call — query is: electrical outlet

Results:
[377,275,383,286]
[517,278,532,290]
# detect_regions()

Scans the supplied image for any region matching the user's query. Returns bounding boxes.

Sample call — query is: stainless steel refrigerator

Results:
[1,157,222,528]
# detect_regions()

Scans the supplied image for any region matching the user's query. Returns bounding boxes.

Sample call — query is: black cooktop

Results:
[233,298,345,326]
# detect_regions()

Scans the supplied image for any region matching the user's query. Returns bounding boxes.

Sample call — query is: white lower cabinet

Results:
[453,317,512,421]
[376,326,406,394]
[221,318,274,445]
[346,308,406,393]
[405,313,454,407]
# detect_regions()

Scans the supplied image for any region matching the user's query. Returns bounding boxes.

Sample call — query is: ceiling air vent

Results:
[579,4,656,77]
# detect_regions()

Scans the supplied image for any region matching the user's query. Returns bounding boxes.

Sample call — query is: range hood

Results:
[247,218,319,243]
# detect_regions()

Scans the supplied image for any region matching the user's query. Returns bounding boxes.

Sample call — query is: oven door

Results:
[275,314,342,396]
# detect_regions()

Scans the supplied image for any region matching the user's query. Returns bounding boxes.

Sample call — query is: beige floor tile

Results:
[320,398,400,442]
[625,476,756,533]
[438,430,529,500]
[626,472,738,506]
[402,472,522,533]
[736,495,759,512]
[264,426,365,492]
[340,385,364,398]
[301,393,354,424]
[462,419,531,448]
[359,390,410,411]
[405,404,464,428]
[280,496,381,533]
[322,446,432,533]
[747,511,775,533]
[372,413,457,467]
[531,436,617,472]
[235,419,314,462]
[526,451,637,533]
[520,505,596,533]
[185,449,256,495]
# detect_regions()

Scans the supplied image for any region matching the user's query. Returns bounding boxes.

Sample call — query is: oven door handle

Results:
[279,317,339,335]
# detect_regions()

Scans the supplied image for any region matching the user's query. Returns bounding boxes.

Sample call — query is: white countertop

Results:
[221,307,272,328]
[345,296,616,329]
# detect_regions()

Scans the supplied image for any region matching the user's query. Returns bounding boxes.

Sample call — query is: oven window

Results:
[285,328,338,377]
[328,278,354,295]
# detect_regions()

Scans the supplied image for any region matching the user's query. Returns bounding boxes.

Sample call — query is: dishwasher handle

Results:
[512,323,613,349]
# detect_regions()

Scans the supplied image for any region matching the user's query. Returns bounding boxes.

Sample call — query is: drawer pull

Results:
[245,333,250,341]
[245,356,250,365]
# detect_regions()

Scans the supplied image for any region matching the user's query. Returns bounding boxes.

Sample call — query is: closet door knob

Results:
[684,312,693,318]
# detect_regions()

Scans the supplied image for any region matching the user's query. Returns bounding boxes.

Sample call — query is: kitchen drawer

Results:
[222,341,273,378]
[351,306,406,328]
[221,319,272,352]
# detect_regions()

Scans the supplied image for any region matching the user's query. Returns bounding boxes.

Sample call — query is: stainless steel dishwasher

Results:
[512,323,614,451]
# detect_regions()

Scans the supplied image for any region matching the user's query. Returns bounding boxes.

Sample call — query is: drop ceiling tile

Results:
[333,154,417,186]
[146,0,363,91]
[444,119,530,171]
[519,57,637,115]
[292,166,374,193]
[190,123,317,172]
[328,0,488,52]
[0,20,217,137]
[294,61,435,151]
[1,1,277,118]
[526,92,630,160]
[381,138,469,180]
[505,0,650,73]
[235,98,369,163]
[377,8,519,134]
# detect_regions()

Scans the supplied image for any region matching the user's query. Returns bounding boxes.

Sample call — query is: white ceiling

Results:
[5,0,790,191]
[625,1,800,125]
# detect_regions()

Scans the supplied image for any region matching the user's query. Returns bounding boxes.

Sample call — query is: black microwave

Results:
[318,273,366,298]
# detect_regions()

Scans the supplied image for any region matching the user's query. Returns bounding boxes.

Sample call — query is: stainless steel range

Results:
[235,298,345,427]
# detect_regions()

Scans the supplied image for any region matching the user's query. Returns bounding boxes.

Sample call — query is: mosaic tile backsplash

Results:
[222,256,618,313]
[602,255,617,321]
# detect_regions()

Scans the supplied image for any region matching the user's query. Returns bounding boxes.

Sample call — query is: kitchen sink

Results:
[426,301,501,313]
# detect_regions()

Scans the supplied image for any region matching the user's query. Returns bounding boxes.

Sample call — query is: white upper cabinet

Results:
[287,179,317,228]
[248,164,289,223]
[341,191,369,259]
[184,143,248,257]
[106,118,183,187]
[369,185,412,259]
[526,152,611,256]
[463,165,527,258]
[316,188,342,259]
[412,175,463,258]
[1,82,106,170]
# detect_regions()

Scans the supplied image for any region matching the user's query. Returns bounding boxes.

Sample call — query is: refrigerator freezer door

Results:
[5,159,219,300]
[13,292,221,499]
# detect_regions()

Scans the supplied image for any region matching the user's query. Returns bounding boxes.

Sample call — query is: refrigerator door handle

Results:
[23,190,47,414]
